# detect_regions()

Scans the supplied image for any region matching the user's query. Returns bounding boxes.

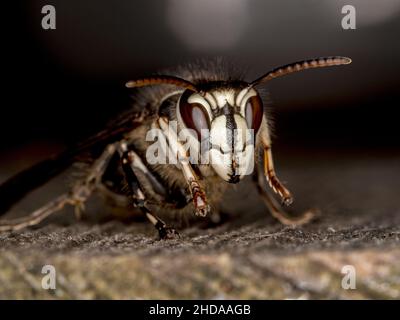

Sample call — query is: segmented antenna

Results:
[126,75,198,92]
[250,56,352,87]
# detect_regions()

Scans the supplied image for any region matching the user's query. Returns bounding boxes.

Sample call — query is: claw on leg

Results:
[72,198,85,220]
[264,146,293,206]
[255,178,316,226]
[254,145,317,226]
[145,211,180,240]
[189,178,210,217]
[158,225,180,240]
[120,145,180,240]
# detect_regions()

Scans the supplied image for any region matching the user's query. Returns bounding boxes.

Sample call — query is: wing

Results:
[0,110,148,216]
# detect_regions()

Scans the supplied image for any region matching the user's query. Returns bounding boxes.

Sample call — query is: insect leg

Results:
[119,143,180,240]
[0,194,71,232]
[263,146,294,206]
[0,143,118,232]
[254,149,315,226]
[63,143,119,220]
[157,117,210,217]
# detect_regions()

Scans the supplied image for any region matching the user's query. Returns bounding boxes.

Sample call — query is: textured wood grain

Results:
[0,152,399,299]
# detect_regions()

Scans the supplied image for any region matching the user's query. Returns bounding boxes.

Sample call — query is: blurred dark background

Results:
[1,2,400,300]
[1,0,400,174]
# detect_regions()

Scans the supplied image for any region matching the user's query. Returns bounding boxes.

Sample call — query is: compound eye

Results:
[179,91,210,140]
[245,95,263,133]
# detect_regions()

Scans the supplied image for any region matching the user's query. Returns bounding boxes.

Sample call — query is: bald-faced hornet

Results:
[0,57,351,239]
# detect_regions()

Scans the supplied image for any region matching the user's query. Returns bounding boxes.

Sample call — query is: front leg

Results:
[263,146,293,206]
[258,121,293,206]
[254,148,315,226]
[157,117,210,217]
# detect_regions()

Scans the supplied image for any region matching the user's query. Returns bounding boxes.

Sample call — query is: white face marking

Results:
[187,94,213,118]
[212,89,236,108]
[209,116,230,153]
[209,148,231,181]
[177,92,213,142]
[239,88,258,116]
[233,115,250,150]
[204,92,218,109]
[175,87,259,182]
[236,143,255,177]
[235,87,250,106]
[232,115,255,176]
[209,115,255,182]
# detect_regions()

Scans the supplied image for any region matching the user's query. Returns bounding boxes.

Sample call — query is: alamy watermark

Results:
[145,121,255,175]
[341,265,356,290]
[342,5,356,29]
[41,264,56,290]
[41,5,56,30]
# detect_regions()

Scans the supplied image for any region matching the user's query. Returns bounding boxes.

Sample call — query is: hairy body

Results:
[0,57,351,238]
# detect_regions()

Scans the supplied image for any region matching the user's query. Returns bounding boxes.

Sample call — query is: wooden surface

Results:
[0,151,399,299]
